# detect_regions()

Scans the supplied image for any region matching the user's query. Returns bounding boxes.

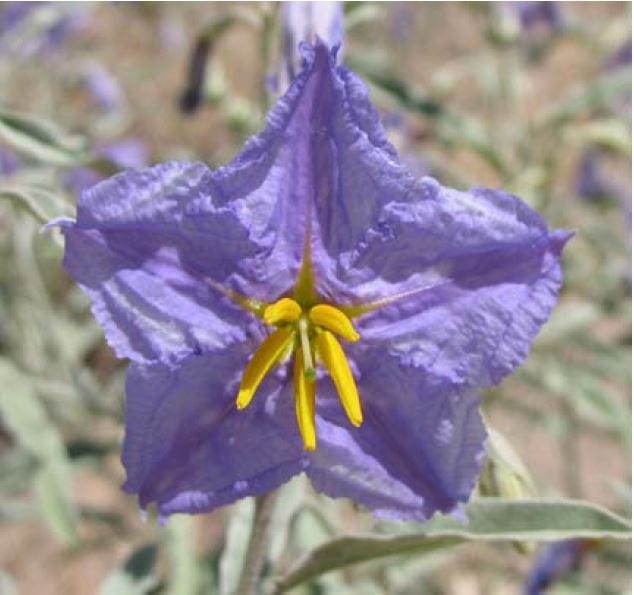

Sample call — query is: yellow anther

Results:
[309,304,360,342]
[294,348,317,450]
[236,327,294,410]
[315,330,363,427]
[263,297,302,326]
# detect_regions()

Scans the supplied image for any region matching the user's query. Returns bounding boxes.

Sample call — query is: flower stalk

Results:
[236,491,279,595]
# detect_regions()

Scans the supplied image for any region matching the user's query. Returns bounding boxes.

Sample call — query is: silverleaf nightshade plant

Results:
[51,42,572,522]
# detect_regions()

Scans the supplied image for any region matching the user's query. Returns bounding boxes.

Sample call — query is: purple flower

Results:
[389,2,416,42]
[0,2,34,34]
[83,63,124,112]
[0,145,19,176]
[524,539,591,594]
[97,138,148,170]
[575,149,614,202]
[52,43,570,522]
[0,2,89,56]
[513,1,563,33]
[604,37,632,70]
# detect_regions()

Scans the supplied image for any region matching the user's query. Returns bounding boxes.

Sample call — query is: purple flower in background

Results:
[604,37,632,70]
[575,149,615,202]
[64,138,148,195]
[279,1,343,90]
[389,2,416,42]
[513,1,562,33]
[524,539,592,595]
[0,2,89,55]
[0,1,34,34]
[63,167,102,196]
[98,138,148,170]
[53,43,570,521]
[83,63,124,112]
[0,145,19,176]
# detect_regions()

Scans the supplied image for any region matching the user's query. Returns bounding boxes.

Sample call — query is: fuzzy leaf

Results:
[0,108,87,166]
[0,358,78,545]
[0,185,73,223]
[274,498,631,592]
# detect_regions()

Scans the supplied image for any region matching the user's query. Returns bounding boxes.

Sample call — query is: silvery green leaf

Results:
[345,3,386,32]
[543,69,631,127]
[273,498,631,592]
[530,357,630,438]
[486,426,535,494]
[0,185,72,223]
[565,119,632,156]
[219,497,255,595]
[100,544,159,595]
[0,108,87,166]
[535,300,601,345]
[33,463,78,546]
[0,359,78,545]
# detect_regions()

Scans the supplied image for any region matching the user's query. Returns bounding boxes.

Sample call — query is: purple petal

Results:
[356,220,572,388]
[307,348,486,521]
[57,161,265,364]
[123,346,306,516]
[280,46,570,387]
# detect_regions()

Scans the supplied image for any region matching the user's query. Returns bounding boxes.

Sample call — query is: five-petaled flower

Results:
[53,42,571,522]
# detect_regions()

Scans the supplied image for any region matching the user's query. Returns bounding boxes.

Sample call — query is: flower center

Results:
[235,297,362,451]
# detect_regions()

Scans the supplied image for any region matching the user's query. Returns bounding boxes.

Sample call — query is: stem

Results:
[236,492,279,595]
[560,399,584,498]
[259,3,276,112]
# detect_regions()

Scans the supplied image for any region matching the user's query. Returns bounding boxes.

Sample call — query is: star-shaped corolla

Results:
[54,42,571,522]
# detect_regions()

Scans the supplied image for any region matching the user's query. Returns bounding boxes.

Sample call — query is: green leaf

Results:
[273,498,631,592]
[535,300,601,345]
[565,119,632,156]
[542,69,632,128]
[0,185,73,223]
[346,54,510,179]
[0,359,78,545]
[100,544,159,595]
[486,427,535,492]
[0,108,87,166]
[32,464,79,547]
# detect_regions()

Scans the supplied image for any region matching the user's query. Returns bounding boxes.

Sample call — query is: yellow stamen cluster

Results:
[236,298,362,450]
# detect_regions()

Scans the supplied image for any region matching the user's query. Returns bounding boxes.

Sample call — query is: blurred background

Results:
[0,2,630,594]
